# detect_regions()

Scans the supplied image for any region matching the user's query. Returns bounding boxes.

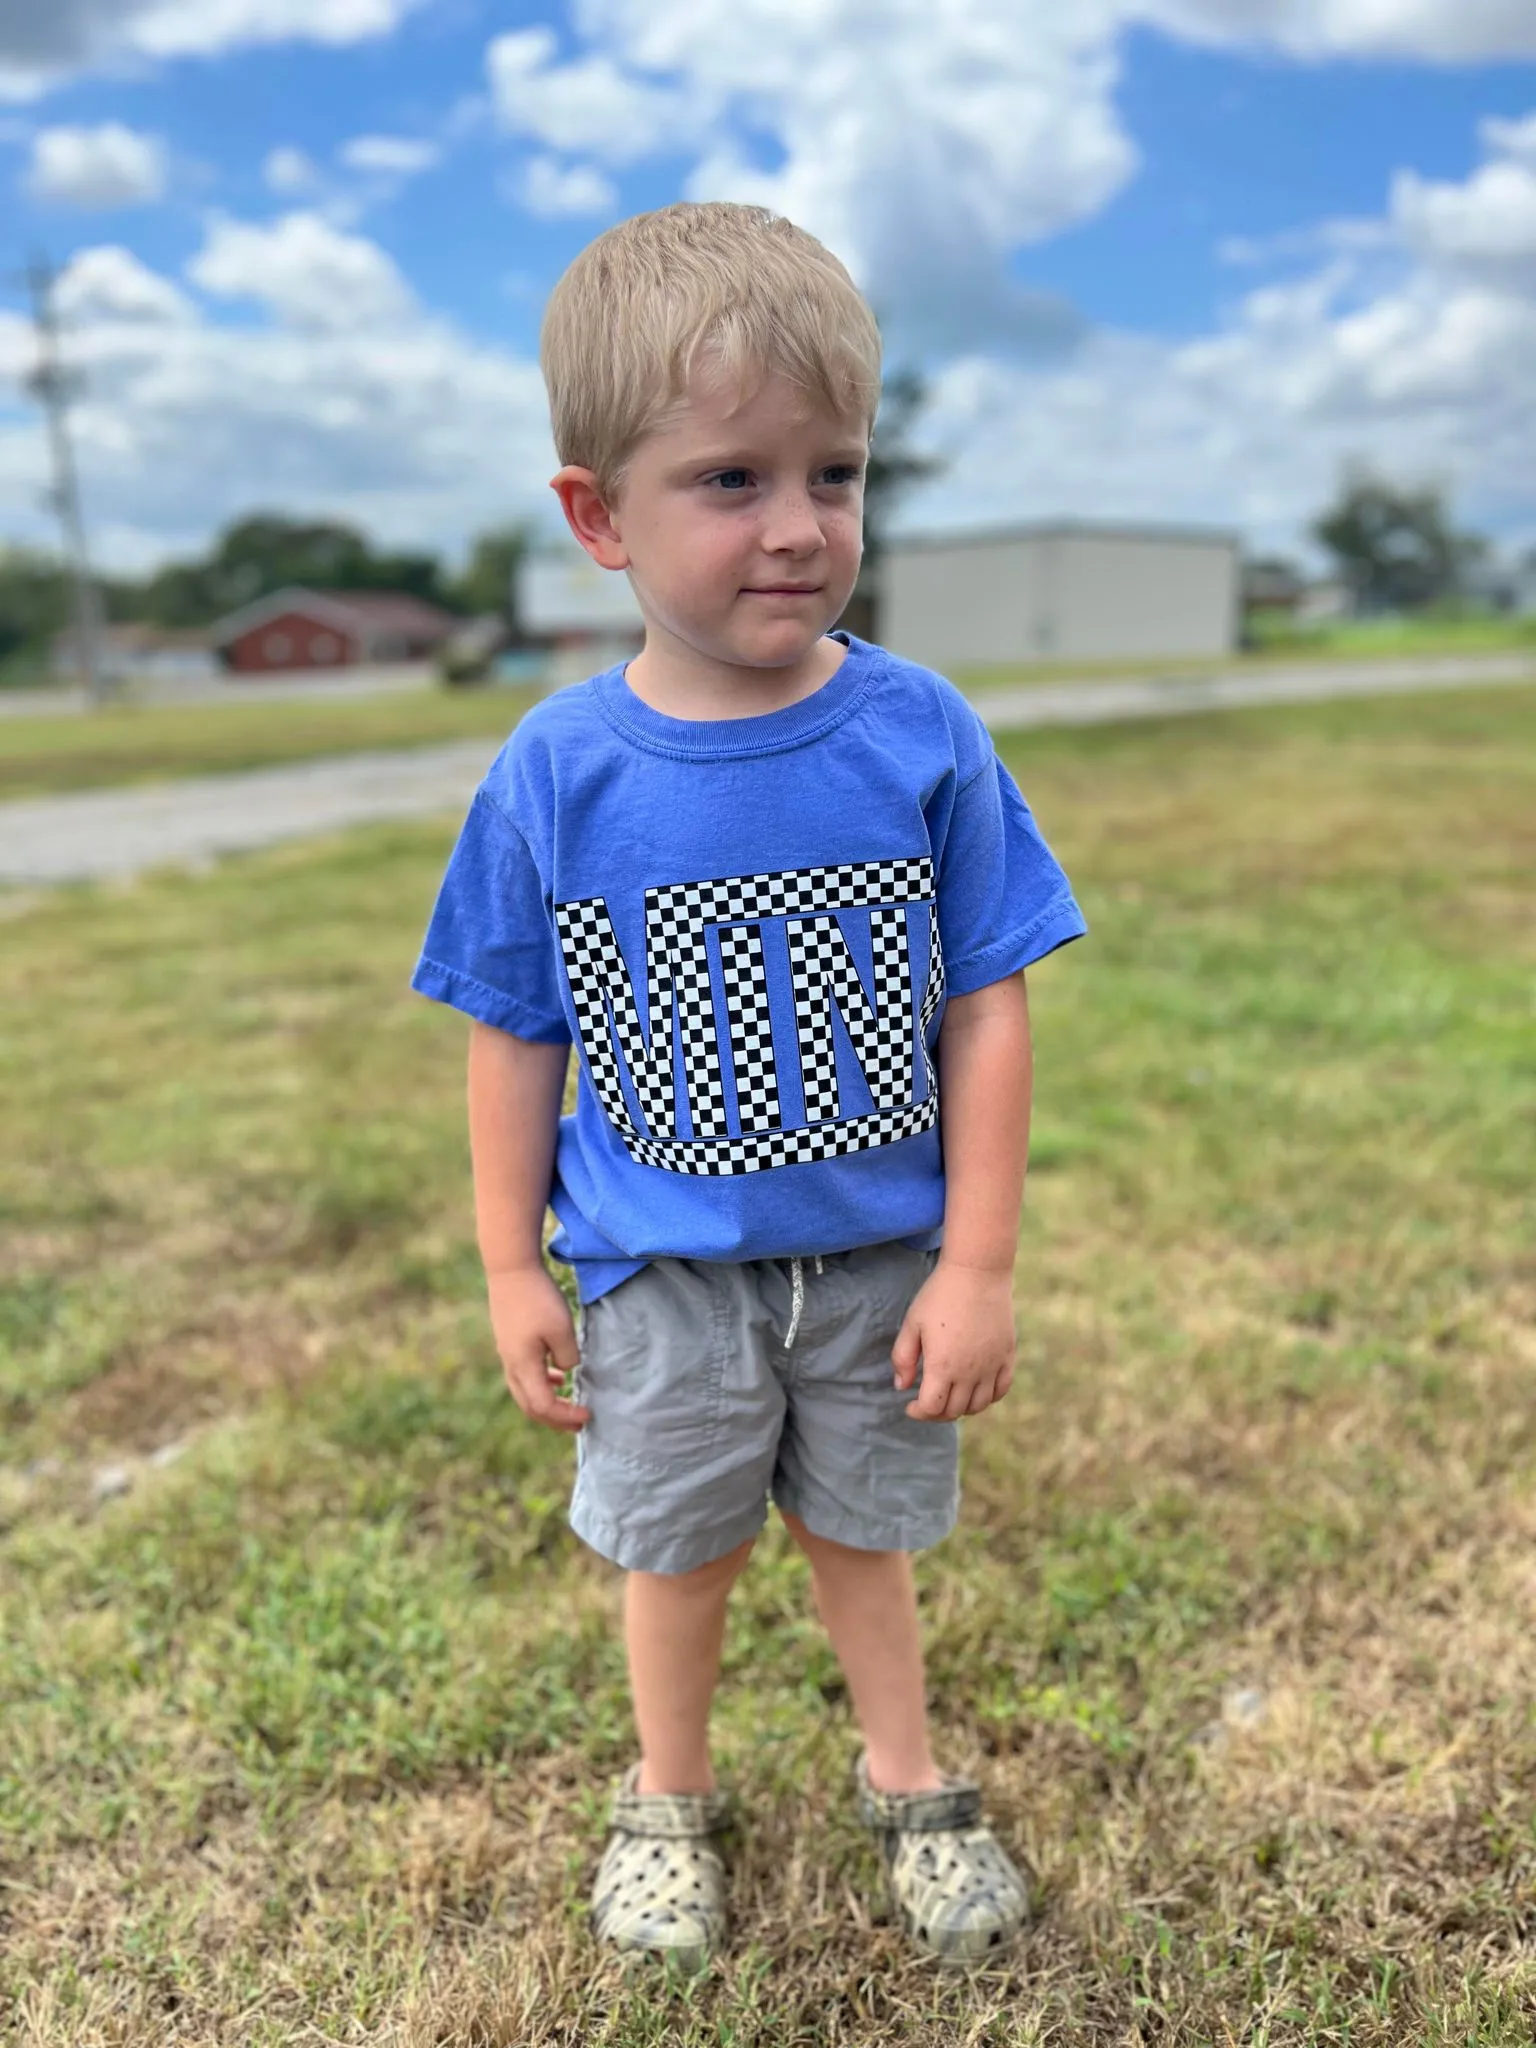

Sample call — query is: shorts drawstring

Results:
[783,1254,825,1350]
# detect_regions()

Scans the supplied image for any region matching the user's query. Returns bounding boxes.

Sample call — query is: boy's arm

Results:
[467,1020,590,1432]
[893,973,1032,1422]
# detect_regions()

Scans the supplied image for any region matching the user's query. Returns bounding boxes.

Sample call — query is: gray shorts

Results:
[570,1240,957,1575]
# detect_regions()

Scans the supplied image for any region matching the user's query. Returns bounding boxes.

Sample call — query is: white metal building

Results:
[880,520,1241,671]
[518,545,645,687]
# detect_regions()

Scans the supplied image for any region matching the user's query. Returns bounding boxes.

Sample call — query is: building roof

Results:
[884,517,1242,554]
[307,589,460,635]
[211,585,459,646]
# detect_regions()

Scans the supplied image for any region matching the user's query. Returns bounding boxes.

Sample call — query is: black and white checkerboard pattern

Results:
[622,1092,939,1176]
[554,896,656,1141]
[787,905,912,1122]
[555,857,945,1176]
[718,922,780,1133]
[644,856,933,934]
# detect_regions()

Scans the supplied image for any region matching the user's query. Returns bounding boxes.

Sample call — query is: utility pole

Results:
[23,255,107,704]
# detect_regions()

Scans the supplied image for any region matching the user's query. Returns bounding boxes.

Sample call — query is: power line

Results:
[21,254,107,705]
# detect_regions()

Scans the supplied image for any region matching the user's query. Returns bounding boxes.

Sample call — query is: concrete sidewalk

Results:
[3,651,1531,888]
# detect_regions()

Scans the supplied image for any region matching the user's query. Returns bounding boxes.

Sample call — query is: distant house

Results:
[212,587,460,674]
[1241,559,1306,616]
[51,623,218,687]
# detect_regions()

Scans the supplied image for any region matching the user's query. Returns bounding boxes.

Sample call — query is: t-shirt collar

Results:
[590,632,880,760]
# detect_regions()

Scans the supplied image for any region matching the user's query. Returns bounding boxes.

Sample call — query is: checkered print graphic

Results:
[787,906,913,1121]
[555,857,945,1176]
[643,897,729,1140]
[918,894,946,1040]
[553,896,652,1140]
[718,923,780,1132]
[620,1093,938,1176]
[644,855,932,933]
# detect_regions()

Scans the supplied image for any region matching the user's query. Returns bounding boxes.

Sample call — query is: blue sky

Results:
[2,0,1534,570]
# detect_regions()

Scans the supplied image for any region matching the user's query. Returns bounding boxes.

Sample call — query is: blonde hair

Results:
[541,201,882,499]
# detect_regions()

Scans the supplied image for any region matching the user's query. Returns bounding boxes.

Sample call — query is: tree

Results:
[452,523,532,626]
[1312,466,1488,614]
[0,548,71,669]
[862,368,944,561]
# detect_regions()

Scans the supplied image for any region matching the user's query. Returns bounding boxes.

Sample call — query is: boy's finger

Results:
[526,1394,590,1433]
[890,1317,921,1389]
[966,1374,1000,1416]
[905,1376,953,1421]
[941,1378,977,1421]
[546,1320,580,1377]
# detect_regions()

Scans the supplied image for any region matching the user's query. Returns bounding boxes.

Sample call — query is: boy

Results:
[412,202,1085,1966]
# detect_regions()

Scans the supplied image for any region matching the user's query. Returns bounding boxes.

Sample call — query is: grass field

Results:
[0,686,537,802]
[2,687,1535,2045]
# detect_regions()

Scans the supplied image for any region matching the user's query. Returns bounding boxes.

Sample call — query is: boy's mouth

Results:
[743,584,823,596]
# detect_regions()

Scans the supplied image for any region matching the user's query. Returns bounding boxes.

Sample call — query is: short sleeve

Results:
[410,791,572,1043]
[937,752,1086,997]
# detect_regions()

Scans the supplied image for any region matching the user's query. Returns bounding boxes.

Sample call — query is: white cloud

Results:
[478,2,1536,356]
[1481,109,1536,167]
[0,229,554,570]
[488,3,1127,355]
[28,123,167,207]
[0,0,421,100]
[56,245,194,324]
[513,155,618,219]
[263,145,321,195]
[187,211,415,327]
[1394,157,1536,288]
[338,133,439,176]
[900,121,1536,554]
[486,26,697,164]
[1135,0,1536,60]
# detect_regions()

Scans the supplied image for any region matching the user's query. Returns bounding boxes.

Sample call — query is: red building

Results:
[213,587,459,674]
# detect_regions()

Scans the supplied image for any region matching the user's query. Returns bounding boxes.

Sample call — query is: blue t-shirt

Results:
[412,634,1086,1302]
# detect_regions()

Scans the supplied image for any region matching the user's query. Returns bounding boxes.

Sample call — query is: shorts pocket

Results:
[852,1241,936,1337]
[576,1260,729,1478]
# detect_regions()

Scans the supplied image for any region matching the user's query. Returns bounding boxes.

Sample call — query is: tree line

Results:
[1,452,1523,679]
[0,516,531,674]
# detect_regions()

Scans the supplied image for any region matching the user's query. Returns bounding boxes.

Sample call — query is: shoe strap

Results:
[609,1767,733,1839]
[857,1760,983,1833]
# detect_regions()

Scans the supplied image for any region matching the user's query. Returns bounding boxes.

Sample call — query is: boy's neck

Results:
[623,624,849,722]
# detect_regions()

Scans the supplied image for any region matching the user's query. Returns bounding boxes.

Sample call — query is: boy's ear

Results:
[550,467,629,571]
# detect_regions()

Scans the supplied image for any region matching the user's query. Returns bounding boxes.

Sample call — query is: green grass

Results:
[1242,610,1536,660]
[958,611,1536,690]
[2,687,1535,2043]
[0,684,537,800]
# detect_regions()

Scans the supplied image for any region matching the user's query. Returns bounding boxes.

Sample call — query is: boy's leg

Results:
[626,1536,756,1793]
[780,1512,942,1793]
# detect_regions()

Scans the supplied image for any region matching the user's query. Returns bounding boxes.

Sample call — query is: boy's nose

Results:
[761,490,825,555]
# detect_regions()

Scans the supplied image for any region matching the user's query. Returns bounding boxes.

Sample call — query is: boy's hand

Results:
[892,1262,1016,1422]
[486,1264,591,1433]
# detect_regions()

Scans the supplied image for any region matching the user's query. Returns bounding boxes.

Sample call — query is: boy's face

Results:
[567,372,868,677]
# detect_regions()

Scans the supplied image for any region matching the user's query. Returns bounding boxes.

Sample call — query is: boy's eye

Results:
[709,469,753,491]
[819,465,863,487]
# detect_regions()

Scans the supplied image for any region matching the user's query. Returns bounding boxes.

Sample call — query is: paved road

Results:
[2,651,1531,888]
